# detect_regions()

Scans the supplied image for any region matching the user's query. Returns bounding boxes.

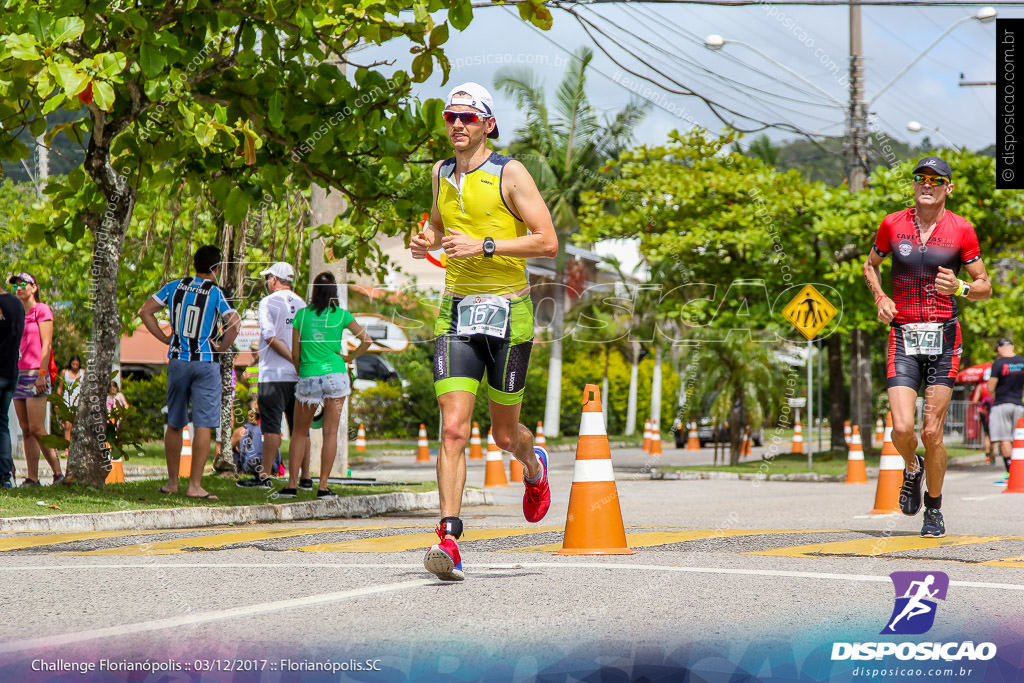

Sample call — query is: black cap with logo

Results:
[913,156,952,180]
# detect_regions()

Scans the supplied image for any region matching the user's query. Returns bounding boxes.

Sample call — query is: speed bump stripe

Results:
[750,534,1023,558]
[296,526,562,553]
[69,528,365,556]
[0,529,183,552]
[979,556,1024,568]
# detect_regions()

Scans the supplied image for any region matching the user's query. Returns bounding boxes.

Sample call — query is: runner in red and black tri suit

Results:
[863,156,992,538]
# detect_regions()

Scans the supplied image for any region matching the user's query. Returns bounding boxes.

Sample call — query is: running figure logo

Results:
[881,571,949,635]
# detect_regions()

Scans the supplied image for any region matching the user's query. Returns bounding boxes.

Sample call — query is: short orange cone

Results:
[483,429,508,488]
[844,420,852,446]
[870,412,903,513]
[416,424,430,462]
[686,420,700,450]
[1003,417,1024,494]
[844,425,868,484]
[469,422,484,460]
[649,419,662,456]
[105,457,125,484]
[535,421,546,451]
[791,421,803,454]
[642,419,652,452]
[355,424,367,452]
[875,417,884,447]
[558,384,635,555]
[742,427,753,457]
[179,425,193,480]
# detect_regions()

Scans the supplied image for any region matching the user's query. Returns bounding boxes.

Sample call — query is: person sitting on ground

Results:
[231,403,283,478]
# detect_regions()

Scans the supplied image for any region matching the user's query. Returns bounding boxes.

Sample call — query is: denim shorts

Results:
[166,358,222,429]
[296,372,351,406]
[14,370,50,400]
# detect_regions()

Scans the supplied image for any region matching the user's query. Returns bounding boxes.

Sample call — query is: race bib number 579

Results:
[902,322,943,356]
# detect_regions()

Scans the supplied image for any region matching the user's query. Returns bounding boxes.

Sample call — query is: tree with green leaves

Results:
[0,0,555,486]
[494,46,644,437]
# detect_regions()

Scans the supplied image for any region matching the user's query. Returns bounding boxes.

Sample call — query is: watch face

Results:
[484,237,495,256]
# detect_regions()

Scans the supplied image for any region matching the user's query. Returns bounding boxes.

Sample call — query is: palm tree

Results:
[686,333,787,465]
[495,47,644,436]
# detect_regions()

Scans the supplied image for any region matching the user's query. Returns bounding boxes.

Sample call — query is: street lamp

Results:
[702,34,846,108]
[869,6,997,105]
[907,120,961,153]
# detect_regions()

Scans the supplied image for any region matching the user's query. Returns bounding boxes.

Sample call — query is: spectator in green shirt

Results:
[281,272,371,498]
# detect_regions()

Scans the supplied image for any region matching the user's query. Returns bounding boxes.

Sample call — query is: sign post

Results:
[781,285,838,469]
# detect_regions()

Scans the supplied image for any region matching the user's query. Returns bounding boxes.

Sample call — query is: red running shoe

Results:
[523,446,551,523]
[423,527,464,581]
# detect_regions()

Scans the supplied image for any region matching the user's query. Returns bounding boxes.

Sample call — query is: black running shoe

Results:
[316,488,338,498]
[298,478,314,491]
[899,454,925,516]
[236,476,273,489]
[921,507,945,537]
[276,488,298,498]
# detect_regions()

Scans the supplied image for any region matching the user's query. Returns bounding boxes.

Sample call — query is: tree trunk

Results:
[625,342,640,436]
[68,165,135,487]
[213,350,238,475]
[601,346,609,429]
[850,329,874,455]
[543,231,568,438]
[828,333,847,451]
[729,404,743,466]
[650,344,663,430]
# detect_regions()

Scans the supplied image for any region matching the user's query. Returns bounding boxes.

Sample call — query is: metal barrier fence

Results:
[916,400,983,448]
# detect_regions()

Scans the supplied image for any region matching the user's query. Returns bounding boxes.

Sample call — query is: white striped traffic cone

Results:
[791,421,803,454]
[686,420,700,450]
[469,422,484,460]
[1003,417,1024,494]
[355,424,367,452]
[870,412,903,513]
[535,421,546,450]
[484,429,508,488]
[845,425,868,484]
[416,424,430,463]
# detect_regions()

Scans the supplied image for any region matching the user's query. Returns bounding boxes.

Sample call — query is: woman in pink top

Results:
[9,272,64,486]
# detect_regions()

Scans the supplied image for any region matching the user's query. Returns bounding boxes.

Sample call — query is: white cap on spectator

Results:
[260,262,294,282]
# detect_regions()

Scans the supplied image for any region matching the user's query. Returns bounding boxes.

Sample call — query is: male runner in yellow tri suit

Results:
[410,82,558,581]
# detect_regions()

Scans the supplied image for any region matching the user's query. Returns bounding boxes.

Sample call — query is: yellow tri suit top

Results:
[436,151,528,296]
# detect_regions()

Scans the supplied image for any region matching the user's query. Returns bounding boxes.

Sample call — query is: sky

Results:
[358,2,1014,274]
[359,2,1012,153]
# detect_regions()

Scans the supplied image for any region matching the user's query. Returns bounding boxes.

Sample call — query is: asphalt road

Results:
[0,447,1021,682]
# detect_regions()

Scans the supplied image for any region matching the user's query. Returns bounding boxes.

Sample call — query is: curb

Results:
[650,470,843,482]
[0,489,493,533]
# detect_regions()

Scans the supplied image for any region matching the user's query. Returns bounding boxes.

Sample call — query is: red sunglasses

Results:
[442,110,490,125]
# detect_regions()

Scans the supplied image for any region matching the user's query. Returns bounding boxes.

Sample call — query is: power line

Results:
[474,1,1024,7]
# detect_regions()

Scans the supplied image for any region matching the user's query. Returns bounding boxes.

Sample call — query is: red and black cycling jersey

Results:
[873,208,980,325]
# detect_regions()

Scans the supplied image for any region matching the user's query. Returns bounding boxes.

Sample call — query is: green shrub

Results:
[121,370,168,442]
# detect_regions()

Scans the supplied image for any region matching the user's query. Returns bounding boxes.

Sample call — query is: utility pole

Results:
[847,2,874,453]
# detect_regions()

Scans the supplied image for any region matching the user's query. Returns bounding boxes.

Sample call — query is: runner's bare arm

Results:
[291,328,302,374]
[410,161,446,259]
[440,160,558,259]
[214,311,241,353]
[935,261,992,300]
[863,249,897,324]
[987,375,997,397]
[138,297,172,345]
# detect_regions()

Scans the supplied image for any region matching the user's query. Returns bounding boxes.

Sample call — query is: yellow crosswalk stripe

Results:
[0,530,182,552]
[979,556,1024,568]
[296,527,563,553]
[505,528,842,553]
[69,526,416,556]
[750,534,1023,558]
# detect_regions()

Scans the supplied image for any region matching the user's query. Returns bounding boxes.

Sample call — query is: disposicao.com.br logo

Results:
[831,571,997,663]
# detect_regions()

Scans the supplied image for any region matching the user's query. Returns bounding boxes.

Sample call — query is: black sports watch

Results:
[482,236,496,258]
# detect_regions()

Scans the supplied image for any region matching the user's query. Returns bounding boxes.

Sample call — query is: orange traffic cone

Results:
[791,421,804,454]
[844,420,851,446]
[642,419,651,452]
[649,419,662,456]
[686,420,700,450]
[484,429,508,488]
[509,453,523,482]
[1003,417,1024,494]
[870,412,903,513]
[355,424,367,452]
[875,417,884,447]
[558,384,635,555]
[105,456,125,484]
[742,427,752,457]
[469,422,484,460]
[416,424,430,462]
[179,425,193,479]
[535,421,546,451]
[844,425,868,484]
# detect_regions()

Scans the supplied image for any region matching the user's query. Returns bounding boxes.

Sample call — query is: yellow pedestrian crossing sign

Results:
[781,285,837,340]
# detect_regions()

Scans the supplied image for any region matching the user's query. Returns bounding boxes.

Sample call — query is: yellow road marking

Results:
[506,528,842,553]
[296,526,563,553]
[750,534,1023,558]
[0,529,182,552]
[979,556,1024,568]
[68,525,419,556]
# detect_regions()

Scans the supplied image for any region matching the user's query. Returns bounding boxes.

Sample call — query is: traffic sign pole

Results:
[807,339,813,468]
